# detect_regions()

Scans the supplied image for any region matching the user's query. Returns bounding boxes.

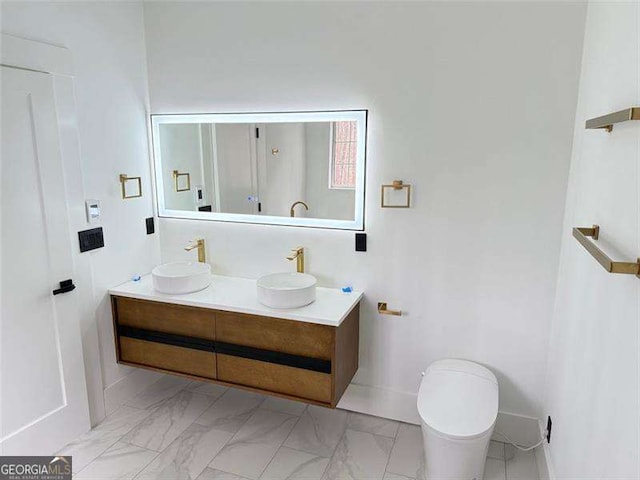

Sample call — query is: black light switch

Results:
[146,217,155,235]
[78,227,104,253]
[355,233,367,252]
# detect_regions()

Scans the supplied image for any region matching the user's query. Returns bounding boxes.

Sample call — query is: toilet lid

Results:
[418,359,499,440]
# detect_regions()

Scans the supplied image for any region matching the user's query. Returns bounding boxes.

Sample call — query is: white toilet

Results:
[418,359,499,480]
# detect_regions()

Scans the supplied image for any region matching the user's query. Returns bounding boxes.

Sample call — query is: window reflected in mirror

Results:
[331,121,357,189]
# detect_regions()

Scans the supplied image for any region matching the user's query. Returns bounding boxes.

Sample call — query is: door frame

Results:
[1,33,96,450]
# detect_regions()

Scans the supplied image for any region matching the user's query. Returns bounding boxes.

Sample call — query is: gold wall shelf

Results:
[585,107,640,132]
[573,225,640,275]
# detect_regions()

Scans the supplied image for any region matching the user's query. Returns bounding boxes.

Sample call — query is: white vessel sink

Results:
[257,272,317,309]
[152,262,211,295]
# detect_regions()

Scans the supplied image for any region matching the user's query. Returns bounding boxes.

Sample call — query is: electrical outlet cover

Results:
[355,233,367,252]
[146,217,155,235]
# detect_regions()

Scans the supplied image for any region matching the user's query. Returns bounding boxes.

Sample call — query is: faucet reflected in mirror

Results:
[185,238,206,263]
[290,201,309,217]
[287,247,305,273]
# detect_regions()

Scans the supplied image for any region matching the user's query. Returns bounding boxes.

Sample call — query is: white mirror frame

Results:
[151,110,367,230]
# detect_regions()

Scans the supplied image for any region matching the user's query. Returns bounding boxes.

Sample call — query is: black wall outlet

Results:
[546,416,552,443]
[146,217,155,235]
[355,233,367,252]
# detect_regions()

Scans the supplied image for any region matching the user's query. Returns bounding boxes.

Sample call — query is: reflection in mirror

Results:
[173,170,191,192]
[152,111,366,230]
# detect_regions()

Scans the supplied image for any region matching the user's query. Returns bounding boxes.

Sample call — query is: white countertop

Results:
[109,274,363,327]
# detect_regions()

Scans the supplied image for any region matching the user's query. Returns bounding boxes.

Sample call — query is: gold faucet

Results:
[290,201,309,217]
[184,238,206,263]
[286,247,305,273]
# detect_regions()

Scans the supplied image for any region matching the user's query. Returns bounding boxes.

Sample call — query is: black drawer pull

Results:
[53,279,76,295]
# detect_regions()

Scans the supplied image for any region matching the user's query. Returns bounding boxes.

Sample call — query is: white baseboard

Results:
[338,382,540,447]
[535,419,555,480]
[493,410,541,446]
[103,369,165,418]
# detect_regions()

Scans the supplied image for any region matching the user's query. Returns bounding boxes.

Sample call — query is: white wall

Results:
[1,2,161,424]
[261,123,306,217]
[159,124,204,211]
[215,124,256,214]
[543,2,640,478]
[200,125,217,212]
[144,1,586,421]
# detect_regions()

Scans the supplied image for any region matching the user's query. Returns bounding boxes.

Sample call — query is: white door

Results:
[259,123,306,217]
[1,65,90,455]
[214,123,258,214]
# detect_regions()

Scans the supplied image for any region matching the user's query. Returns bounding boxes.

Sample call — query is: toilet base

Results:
[421,422,495,480]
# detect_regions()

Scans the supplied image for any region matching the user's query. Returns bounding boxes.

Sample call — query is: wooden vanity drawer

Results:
[215,312,333,360]
[114,296,215,340]
[111,294,360,408]
[217,354,332,404]
[119,337,216,379]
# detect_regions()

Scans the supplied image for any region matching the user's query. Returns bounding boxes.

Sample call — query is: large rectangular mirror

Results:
[151,111,367,230]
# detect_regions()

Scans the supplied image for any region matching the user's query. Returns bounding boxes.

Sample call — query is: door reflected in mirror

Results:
[152,111,366,230]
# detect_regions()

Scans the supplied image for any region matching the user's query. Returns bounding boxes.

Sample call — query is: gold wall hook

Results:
[378,302,402,316]
[173,170,191,192]
[119,174,142,199]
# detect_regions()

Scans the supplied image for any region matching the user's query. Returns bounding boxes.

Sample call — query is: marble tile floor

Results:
[60,376,540,480]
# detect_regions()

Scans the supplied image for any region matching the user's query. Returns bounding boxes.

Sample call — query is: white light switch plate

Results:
[85,199,101,224]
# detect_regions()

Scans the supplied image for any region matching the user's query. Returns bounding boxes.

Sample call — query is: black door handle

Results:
[53,279,76,295]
